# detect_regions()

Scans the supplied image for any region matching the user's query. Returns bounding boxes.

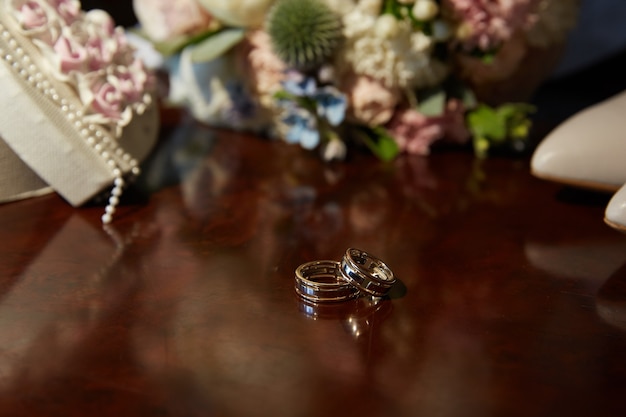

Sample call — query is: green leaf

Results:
[418,88,446,117]
[496,104,521,121]
[382,0,401,17]
[273,90,294,101]
[356,126,399,161]
[467,102,535,157]
[127,27,183,55]
[481,52,496,64]
[369,127,400,161]
[187,28,246,63]
[467,105,507,141]
[150,28,221,57]
[154,35,196,56]
[375,135,400,162]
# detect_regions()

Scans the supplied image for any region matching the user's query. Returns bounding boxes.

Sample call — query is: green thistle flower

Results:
[267,0,343,70]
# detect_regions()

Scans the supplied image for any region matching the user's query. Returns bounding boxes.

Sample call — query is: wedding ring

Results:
[340,248,396,297]
[295,260,360,303]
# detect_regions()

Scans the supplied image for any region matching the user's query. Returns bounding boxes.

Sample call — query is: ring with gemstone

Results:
[340,248,396,297]
[295,260,360,303]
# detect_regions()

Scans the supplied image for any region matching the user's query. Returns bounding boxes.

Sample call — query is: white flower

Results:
[132,0,215,42]
[322,139,347,161]
[337,8,448,89]
[374,14,400,39]
[319,0,355,14]
[410,30,432,50]
[412,0,439,21]
[196,0,275,28]
[357,0,384,16]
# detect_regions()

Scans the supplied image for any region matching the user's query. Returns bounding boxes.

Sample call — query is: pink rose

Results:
[443,0,540,51]
[76,10,136,69]
[387,108,444,155]
[342,73,400,126]
[54,33,88,72]
[109,28,136,65]
[9,0,62,44]
[85,36,114,70]
[82,9,116,39]
[49,0,81,24]
[132,0,215,42]
[387,99,471,155]
[112,59,152,103]
[80,62,152,125]
[90,78,126,121]
[17,1,49,29]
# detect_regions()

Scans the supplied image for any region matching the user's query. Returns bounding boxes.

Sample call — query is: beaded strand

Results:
[0,23,145,224]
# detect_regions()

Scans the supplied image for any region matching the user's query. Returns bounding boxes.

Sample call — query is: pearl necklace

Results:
[0,22,143,224]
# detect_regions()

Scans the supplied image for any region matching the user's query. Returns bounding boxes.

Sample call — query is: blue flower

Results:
[281,106,320,150]
[314,86,346,126]
[280,75,346,127]
[282,71,317,97]
[277,72,347,150]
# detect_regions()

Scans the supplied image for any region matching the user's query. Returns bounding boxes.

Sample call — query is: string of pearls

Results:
[0,23,141,224]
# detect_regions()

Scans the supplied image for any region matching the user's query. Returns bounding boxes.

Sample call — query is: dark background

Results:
[82,1,137,27]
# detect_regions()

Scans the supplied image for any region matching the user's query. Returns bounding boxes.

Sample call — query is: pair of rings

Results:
[295,248,396,303]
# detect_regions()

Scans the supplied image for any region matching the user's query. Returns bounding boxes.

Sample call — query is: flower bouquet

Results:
[133,0,579,161]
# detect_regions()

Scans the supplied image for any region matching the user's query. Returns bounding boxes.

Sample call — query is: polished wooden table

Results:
[3,70,626,416]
